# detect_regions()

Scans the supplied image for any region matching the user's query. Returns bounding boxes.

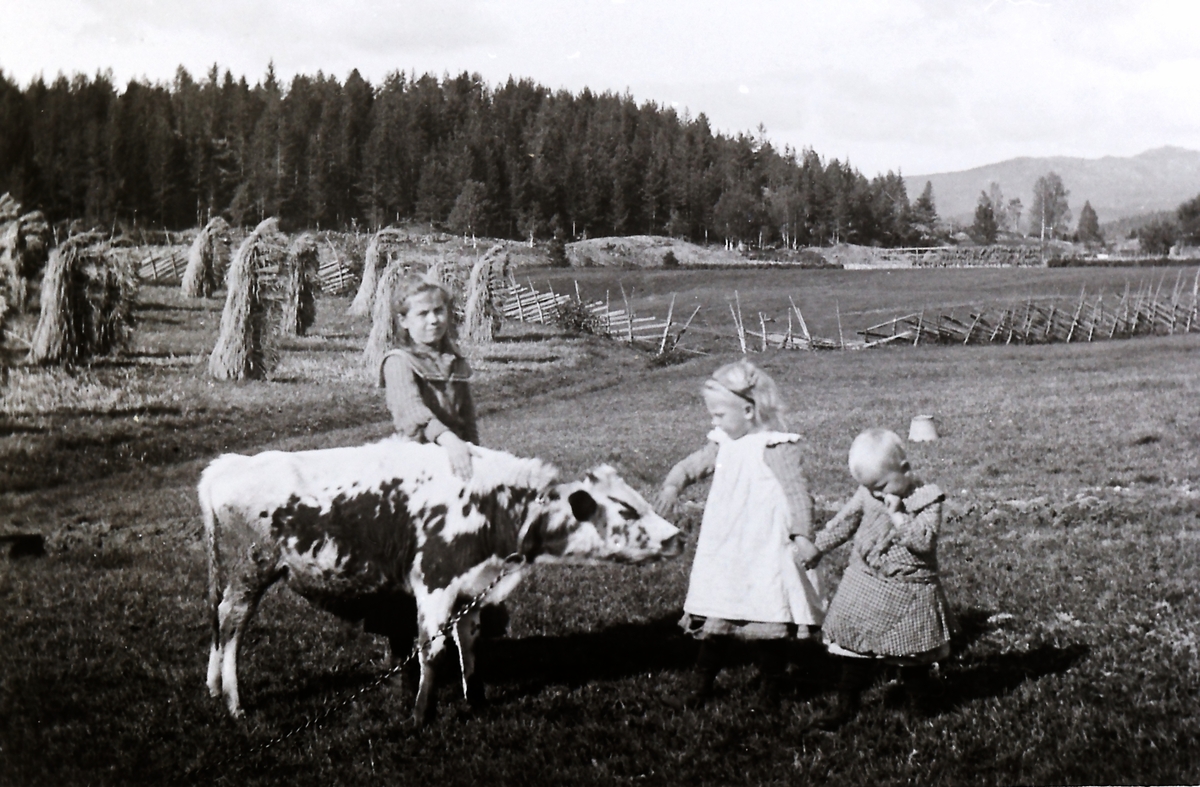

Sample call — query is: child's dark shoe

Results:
[661,672,715,710]
[810,690,860,730]
[897,665,945,712]
[748,672,785,713]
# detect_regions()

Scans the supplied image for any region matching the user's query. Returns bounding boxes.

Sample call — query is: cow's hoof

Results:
[465,676,487,709]
[398,715,424,734]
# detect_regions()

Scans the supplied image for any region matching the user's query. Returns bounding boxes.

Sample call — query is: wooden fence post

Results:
[788,297,812,350]
[730,298,746,354]
[658,294,676,354]
[620,284,633,342]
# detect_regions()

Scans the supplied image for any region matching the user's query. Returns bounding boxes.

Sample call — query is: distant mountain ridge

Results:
[905,146,1200,228]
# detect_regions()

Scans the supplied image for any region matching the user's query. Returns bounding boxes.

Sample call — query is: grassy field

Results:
[1,272,1198,786]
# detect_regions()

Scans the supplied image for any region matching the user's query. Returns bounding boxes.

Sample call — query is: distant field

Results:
[1,276,1198,786]
[529,264,1200,344]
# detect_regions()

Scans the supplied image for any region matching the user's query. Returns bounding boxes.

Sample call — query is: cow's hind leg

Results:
[214,574,280,718]
[453,610,485,708]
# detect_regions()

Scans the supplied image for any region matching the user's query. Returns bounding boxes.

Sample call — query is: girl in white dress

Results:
[656,359,826,710]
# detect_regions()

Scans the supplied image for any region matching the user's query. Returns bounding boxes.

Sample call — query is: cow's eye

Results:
[618,503,639,520]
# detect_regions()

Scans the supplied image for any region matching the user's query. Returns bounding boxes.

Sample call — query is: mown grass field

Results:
[1,269,1198,786]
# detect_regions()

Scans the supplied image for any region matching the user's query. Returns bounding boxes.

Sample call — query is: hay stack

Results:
[0,193,19,223]
[349,228,407,316]
[361,260,413,370]
[0,222,19,314]
[0,201,51,313]
[181,216,232,298]
[280,232,320,336]
[462,244,511,343]
[29,233,137,365]
[207,218,287,380]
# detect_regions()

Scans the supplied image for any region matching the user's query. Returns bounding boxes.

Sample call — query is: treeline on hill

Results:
[0,65,937,248]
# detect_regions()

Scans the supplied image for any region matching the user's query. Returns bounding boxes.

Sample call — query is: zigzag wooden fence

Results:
[498,269,1200,356]
[317,250,354,295]
[132,241,355,295]
[859,270,1200,346]
[136,247,188,282]
[500,277,701,353]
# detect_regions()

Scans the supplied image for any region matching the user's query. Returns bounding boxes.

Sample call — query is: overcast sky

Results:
[3,0,1199,177]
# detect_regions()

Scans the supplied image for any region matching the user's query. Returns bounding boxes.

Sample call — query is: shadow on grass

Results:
[133,300,211,312]
[928,605,1090,713]
[929,641,1089,713]
[492,331,564,343]
[240,606,1088,724]
[476,613,697,688]
[0,420,46,436]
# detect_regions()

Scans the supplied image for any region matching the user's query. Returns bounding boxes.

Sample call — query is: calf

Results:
[200,437,681,726]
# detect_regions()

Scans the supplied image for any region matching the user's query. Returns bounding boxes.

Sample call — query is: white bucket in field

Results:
[909,414,939,442]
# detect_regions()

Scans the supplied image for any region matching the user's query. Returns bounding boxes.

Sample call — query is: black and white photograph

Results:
[1,1,1198,784]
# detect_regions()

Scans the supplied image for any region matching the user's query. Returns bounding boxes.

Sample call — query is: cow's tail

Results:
[198,466,222,648]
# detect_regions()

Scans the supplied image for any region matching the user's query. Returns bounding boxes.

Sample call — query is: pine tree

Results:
[1076,201,1101,245]
[911,181,939,243]
[971,191,998,244]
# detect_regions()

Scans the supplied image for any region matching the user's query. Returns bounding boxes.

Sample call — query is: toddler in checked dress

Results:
[801,428,957,729]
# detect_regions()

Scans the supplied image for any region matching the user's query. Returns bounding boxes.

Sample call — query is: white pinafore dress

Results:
[682,429,826,636]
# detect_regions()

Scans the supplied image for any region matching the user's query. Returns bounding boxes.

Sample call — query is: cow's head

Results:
[526,465,683,564]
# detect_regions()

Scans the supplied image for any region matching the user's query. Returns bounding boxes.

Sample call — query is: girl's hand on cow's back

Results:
[438,431,473,480]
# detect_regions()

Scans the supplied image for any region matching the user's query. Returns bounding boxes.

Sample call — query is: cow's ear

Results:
[568,490,598,521]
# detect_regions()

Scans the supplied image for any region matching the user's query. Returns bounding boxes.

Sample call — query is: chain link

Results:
[185,553,527,782]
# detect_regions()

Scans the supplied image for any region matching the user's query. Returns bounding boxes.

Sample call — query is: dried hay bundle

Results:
[349,228,408,316]
[462,244,511,343]
[0,202,51,313]
[0,222,17,314]
[0,193,19,223]
[29,233,138,365]
[362,260,411,370]
[207,218,288,380]
[280,232,320,336]
[426,254,470,301]
[0,289,9,367]
[181,216,232,298]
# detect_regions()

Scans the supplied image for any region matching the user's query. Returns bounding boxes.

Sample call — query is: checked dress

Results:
[813,483,957,662]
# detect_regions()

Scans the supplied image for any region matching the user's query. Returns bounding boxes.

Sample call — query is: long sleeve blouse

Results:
[663,439,814,539]
[379,345,478,444]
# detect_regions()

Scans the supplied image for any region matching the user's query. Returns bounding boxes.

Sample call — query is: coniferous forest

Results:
[0,65,936,246]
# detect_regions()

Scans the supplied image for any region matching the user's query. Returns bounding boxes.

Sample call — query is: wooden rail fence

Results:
[317,254,354,295]
[859,269,1200,346]
[500,277,699,353]
[136,247,188,282]
[497,269,1200,356]
[133,241,355,295]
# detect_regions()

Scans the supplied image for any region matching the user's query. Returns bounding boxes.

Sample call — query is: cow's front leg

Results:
[406,610,452,730]
[453,609,485,708]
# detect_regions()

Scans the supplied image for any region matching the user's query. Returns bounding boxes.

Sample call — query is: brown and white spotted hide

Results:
[199,437,682,725]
